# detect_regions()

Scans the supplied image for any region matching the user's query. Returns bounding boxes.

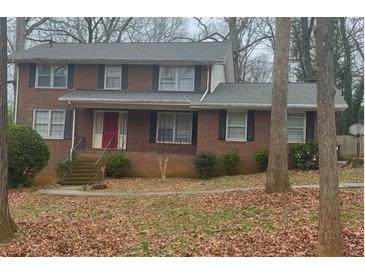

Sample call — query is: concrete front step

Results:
[62,181,96,185]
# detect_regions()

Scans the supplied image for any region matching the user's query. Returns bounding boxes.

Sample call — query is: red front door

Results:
[102,112,119,149]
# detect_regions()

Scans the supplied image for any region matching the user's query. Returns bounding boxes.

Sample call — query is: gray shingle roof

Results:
[58,83,347,110]
[9,42,230,64]
[191,83,347,109]
[59,90,202,105]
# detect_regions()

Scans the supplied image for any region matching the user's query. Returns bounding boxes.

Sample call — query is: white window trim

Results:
[287,112,306,144]
[156,112,193,144]
[104,65,122,90]
[35,64,68,89]
[33,109,66,140]
[158,66,195,92]
[226,110,248,142]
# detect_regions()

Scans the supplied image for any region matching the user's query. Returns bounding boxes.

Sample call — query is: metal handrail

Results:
[63,136,85,163]
[94,137,114,167]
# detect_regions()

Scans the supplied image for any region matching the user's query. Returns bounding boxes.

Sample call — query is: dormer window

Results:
[159,66,195,91]
[35,64,68,88]
[104,65,122,90]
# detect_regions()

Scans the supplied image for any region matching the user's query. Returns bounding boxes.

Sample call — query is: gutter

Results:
[190,103,349,110]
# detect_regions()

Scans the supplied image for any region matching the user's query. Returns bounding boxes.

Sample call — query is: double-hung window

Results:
[36,65,68,88]
[33,110,66,139]
[156,112,193,144]
[226,111,247,141]
[104,65,122,89]
[287,113,306,143]
[159,66,195,91]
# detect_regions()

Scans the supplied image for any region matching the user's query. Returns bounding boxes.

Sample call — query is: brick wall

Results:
[127,65,153,90]
[197,110,271,173]
[16,64,72,184]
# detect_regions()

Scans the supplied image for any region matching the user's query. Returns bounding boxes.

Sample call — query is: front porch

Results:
[74,108,197,155]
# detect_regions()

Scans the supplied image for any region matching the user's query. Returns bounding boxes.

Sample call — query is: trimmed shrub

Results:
[290,141,319,171]
[254,149,269,171]
[221,150,241,175]
[55,159,72,179]
[8,125,50,186]
[193,151,219,179]
[105,152,131,178]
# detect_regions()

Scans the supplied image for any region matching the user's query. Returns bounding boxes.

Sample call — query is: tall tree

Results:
[315,17,344,256]
[265,17,291,194]
[228,17,239,82]
[0,17,17,242]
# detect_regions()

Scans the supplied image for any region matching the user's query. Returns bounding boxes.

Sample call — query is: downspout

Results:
[200,65,211,102]
[14,64,19,124]
[69,107,76,161]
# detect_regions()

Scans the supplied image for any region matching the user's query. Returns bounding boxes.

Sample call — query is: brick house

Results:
[9,42,347,184]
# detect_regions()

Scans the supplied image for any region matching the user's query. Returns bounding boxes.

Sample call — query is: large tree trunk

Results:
[12,17,26,117]
[228,17,239,82]
[0,17,17,243]
[300,17,314,82]
[315,17,344,257]
[265,17,291,193]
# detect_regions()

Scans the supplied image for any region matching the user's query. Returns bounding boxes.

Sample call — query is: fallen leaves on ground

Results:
[100,167,363,193]
[0,187,363,257]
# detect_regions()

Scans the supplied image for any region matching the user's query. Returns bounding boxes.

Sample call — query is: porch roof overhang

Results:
[58,89,202,110]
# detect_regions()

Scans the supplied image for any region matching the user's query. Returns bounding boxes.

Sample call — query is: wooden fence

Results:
[336,135,364,159]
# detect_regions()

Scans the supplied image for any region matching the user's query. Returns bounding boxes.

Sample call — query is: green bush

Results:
[221,150,241,175]
[193,151,219,179]
[105,152,131,178]
[8,125,50,186]
[254,149,269,171]
[55,159,72,179]
[289,141,319,171]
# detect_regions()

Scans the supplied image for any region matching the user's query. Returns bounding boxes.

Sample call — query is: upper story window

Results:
[159,66,195,91]
[104,65,122,89]
[156,112,193,144]
[226,110,247,141]
[33,109,65,139]
[287,112,306,143]
[36,65,68,88]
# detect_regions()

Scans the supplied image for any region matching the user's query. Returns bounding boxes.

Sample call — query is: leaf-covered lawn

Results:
[0,188,363,256]
[100,167,363,193]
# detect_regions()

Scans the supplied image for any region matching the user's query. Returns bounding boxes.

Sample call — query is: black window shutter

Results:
[64,110,73,140]
[191,112,198,145]
[306,111,315,141]
[152,65,160,90]
[67,64,74,89]
[97,64,105,89]
[149,111,157,143]
[122,64,128,89]
[247,110,255,141]
[29,63,36,87]
[194,65,202,92]
[218,110,227,140]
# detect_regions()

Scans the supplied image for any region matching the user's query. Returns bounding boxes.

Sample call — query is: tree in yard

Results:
[0,17,17,242]
[315,17,344,256]
[265,17,291,194]
[228,17,239,82]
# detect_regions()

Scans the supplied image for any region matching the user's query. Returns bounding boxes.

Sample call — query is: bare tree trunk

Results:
[265,17,291,194]
[315,17,343,257]
[300,17,314,82]
[11,17,26,117]
[0,17,17,243]
[228,17,239,82]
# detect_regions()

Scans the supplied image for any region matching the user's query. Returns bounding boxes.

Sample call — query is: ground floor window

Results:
[287,112,306,143]
[226,110,247,141]
[33,109,65,139]
[156,112,193,144]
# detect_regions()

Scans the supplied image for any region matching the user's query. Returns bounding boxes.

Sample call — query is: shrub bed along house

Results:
[105,152,131,178]
[289,141,319,171]
[221,150,241,175]
[193,151,220,179]
[254,149,269,171]
[8,125,50,187]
